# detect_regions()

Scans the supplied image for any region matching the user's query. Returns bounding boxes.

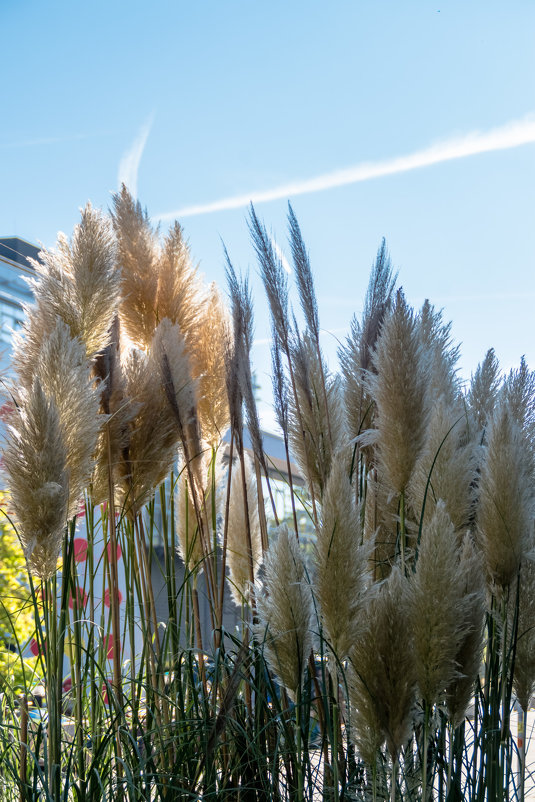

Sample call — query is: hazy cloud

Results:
[158,115,535,220]
[118,113,154,198]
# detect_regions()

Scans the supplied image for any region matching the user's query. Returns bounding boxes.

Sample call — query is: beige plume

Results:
[288,332,345,500]
[176,448,221,575]
[3,380,69,579]
[256,524,313,700]
[513,558,535,713]
[477,402,534,590]
[192,284,230,447]
[468,348,501,431]
[445,534,486,728]
[367,290,429,497]
[112,185,159,350]
[314,456,371,660]
[14,204,119,387]
[408,502,467,706]
[225,453,263,606]
[349,567,416,762]
[32,319,102,517]
[407,398,476,532]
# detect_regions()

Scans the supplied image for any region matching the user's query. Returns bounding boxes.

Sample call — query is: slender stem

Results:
[283,432,300,540]
[390,756,398,802]
[192,575,207,693]
[447,721,453,796]
[105,425,124,714]
[296,684,303,802]
[422,702,430,802]
[399,490,406,573]
[19,693,27,802]
[332,698,339,801]
[519,706,527,802]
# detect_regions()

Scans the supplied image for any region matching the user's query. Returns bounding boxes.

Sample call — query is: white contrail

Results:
[270,235,292,275]
[157,115,535,220]
[117,113,154,198]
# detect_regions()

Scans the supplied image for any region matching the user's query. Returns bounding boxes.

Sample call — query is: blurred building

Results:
[0,236,38,372]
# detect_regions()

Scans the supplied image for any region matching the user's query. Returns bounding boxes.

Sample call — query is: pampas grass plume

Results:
[112,185,159,350]
[468,348,501,431]
[314,456,371,660]
[408,501,467,706]
[477,402,534,590]
[368,289,429,496]
[350,567,416,761]
[34,319,102,517]
[225,453,263,605]
[256,524,313,700]
[289,332,345,499]
[445,534,486,728]
[193,284,230,448]
[14,204,118,387]
[407,398,476,531]
[513,558,535,712]
[176,448,221,574]
[4,380,69,579]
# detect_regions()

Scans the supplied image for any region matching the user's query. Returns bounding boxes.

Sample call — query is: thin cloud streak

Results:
[0,131,111,149]
[118,113,155,198]
[158,115,535,220]
[270,236,292,275]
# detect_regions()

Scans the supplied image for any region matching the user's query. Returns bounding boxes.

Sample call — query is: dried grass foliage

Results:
[408,502,469,706]
[445,534,486,727]
[314,456,371,660]
[477,402,534,589]
[288,333,345,499]
[367,289,429,497]
[225,454,262,606]
[3,381,69,578]
[256,524,313,699]
[407,398,476,531]
[350,568,416,760]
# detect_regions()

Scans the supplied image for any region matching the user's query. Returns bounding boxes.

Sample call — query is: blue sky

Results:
[2,1,534,422]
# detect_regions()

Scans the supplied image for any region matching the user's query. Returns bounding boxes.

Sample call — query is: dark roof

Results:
[0,237,40,270]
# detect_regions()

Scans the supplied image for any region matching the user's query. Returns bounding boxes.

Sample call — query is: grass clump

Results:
[0,190,533,801]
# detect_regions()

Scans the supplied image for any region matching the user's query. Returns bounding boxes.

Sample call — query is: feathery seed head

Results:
[408,501,468,706]
[513,558,535,712]
[33,318,102,517]
[287,202,319,343]
[503,356,535,455]
[360,238,397,375]
[314,456,371,660]
[176,447,221,574]
[477,401,534,590]
[117,341,182,512]
[349,567,416,761]
[445,533,486,727]
[417,300,461,406]
[112,185,159,350]
[193,284,230,447]
[225,453,263,605]
[3,380,69,579]
[289,332,345,499]
[68,202,120,357]
[249,205,291,351]
[256,524,314,699]
[367,289,430,496]
[468,349,501,431]
[407,398,476,531]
